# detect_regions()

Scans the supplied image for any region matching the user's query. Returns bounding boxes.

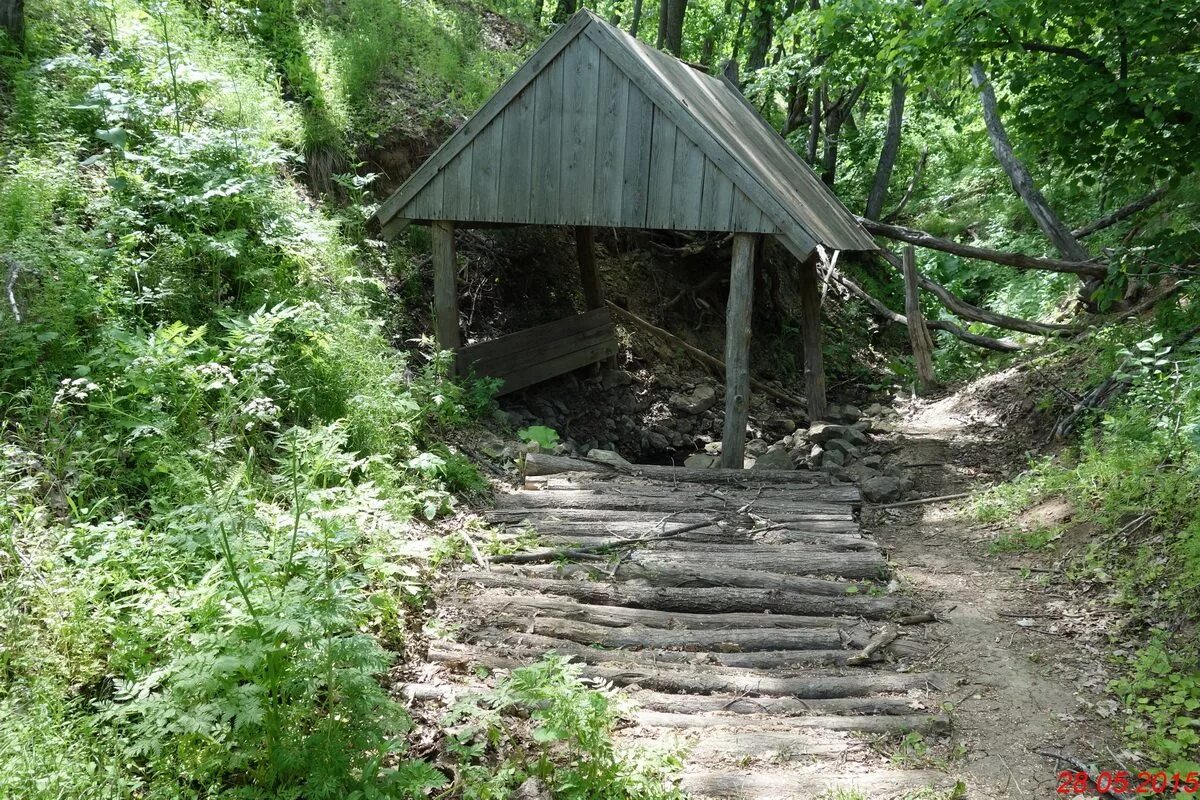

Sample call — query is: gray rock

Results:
[883,463,905,479]
[746,438,770,457]
[809,443,825,463]
[862,454,883,468]
[843,426,872,447]
[669,385,717,416]
[861,475,903,503]
[587,448,632,468]
[841,404,863,423]
[752,446,793,470]
[821,448,845,468]
[823,438,861,458]
[865,403,886,417]
[684,453,719,469]
[480,432,514,460]
[807,422,850,444]
[647,431,670,451]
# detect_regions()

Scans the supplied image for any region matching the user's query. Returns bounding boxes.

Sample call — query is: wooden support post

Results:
[575,226,604,310]
[431,221,461,354]
[902,244,937,393]
[798,254,827,421]
[721,234,756,469]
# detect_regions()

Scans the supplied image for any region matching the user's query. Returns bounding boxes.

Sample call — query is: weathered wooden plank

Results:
[721,233,756,468]
[494,490,853,517]
[797,254,827,420]
[406,169,444,219]
[459,322,615,385]
[699,157,734,230]
[521,453,846,490]
[732,186,765,231]
[441,141,473,219]
[530,55,564,221]
[469,114,503,221]
[497,338,618,395]
[560,37,599,222]
[431,222,460,351]
[375,11,591,228]
[645,106,676,229]
[621,81,654,225]
[594,52,629,226]
[456,309,611,368]
[671,131,706,230]
[497,85,534,223]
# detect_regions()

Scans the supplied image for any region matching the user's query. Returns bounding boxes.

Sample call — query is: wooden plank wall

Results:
[455,309,619,396]
[401,37,778,234]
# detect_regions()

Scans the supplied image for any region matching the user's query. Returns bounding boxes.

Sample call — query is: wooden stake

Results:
[798,254,827,420]
[431,221,460,354]
[575,226,604,310]
[901,244,937,393]
[721,233,756,469]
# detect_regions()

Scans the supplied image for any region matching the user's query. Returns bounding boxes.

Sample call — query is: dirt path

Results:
[872,390,1120,797]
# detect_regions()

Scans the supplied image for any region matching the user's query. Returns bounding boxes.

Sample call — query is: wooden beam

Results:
[798,254,827,421]
[721,233,756,469]
[431,221,461,353]
[575,226,604,309]
[901,245,937,393]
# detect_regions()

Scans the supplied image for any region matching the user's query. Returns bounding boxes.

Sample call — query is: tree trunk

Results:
[901,246,937,393]
[1,0,23,48]
[533,0,544,26]
[744,0,776,74]
[864,79,906,220]
[628,0,644,36]
[658,0,688,56]
[969,64,1091,264]
[699,0,732,66]
[730,0,749,60]
[783,82,808,136]
[820,83,865,187]
[552,0,576,24]
[806,81,823,164]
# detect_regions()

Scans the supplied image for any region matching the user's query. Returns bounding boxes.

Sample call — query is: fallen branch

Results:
[876,249,1077,337]
[1073,186,1168,239]
[897,611,938,625]
[857,218,1107,278]
[605,301,808,410]
[834,270,1022,353]
[874,491,973,509]
[846,623,899,665]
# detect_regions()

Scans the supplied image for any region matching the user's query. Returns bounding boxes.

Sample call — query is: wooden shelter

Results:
[373,9,874,467]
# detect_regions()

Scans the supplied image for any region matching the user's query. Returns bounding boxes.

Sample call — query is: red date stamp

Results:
[1057,770,1200,795]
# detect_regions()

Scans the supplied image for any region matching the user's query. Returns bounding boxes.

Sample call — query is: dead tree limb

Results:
[834,270,1022,352]
[4,255,21,323]
[857,218,1106,278]
[1073,186,1168,239]
[970,64,1092,265]
[876,249,1077,337]
[882,149,927,224]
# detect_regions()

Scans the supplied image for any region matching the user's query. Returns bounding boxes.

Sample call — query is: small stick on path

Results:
[874,491,972,509]
[846,623,900,665]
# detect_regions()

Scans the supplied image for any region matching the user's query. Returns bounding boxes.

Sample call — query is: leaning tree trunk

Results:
[1,0,22,48]
[820,82,865,187]
[864,79,906,220]
[744,0,776,74]
[659,0,688,56]
[628,0,644,36]
[969,65,1091,264]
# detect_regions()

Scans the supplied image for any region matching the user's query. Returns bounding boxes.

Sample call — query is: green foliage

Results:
[518,424,561,451]
[443,655,686,800]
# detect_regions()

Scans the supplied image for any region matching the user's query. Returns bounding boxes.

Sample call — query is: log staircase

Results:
[426,454,958,798]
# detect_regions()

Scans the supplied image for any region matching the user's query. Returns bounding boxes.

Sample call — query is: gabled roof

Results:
[373,10,875,259]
